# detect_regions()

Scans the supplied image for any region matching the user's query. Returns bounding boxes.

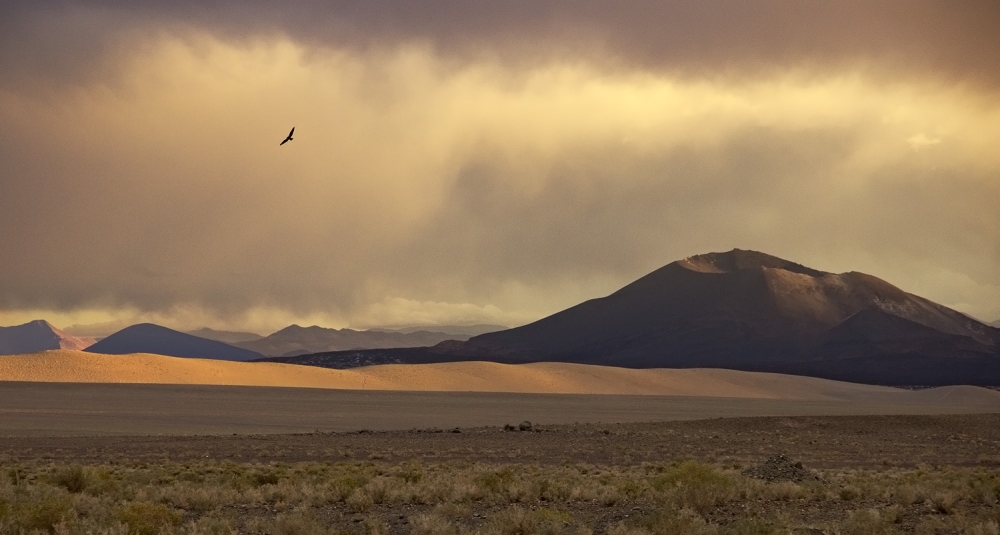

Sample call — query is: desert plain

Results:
[3,351,1000,534]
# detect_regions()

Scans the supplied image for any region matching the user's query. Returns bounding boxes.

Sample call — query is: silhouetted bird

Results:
[280,127,295,146]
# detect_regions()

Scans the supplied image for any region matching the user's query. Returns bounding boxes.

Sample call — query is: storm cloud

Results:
[1,2,998,333]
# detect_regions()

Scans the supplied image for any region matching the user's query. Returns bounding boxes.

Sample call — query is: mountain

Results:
[0,320,96,355]
[236,325,468,357]
[269,250,1000,385]
[86,323,263,361]
[991,319,1000,328]
[186,328,263,344]
[457,249,996,363]
[374,324,508,337]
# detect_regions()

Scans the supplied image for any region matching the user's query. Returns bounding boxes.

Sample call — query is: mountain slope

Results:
[375,324,508,337]
[452,250,996,370]
[186,328,263,344]
[0,320,95,355]
[86,324,263,361]
[275,249,998,385]
[236,325,468,357]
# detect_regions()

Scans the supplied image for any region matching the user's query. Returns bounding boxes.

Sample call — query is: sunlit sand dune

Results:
[0,349,908,400]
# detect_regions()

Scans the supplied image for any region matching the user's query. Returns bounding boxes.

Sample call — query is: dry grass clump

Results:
[1,458,999,534]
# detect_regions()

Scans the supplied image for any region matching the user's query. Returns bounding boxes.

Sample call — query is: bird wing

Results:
[289,127,295,137]
[280,138,289,145]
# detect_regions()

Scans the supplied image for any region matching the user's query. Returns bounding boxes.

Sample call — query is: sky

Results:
[1,1,999,335]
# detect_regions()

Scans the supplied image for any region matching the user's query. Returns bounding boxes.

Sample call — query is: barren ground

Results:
[3,383,1000,534]
[3,414,999,469]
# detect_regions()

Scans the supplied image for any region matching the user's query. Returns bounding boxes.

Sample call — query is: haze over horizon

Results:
[2,2,999,335]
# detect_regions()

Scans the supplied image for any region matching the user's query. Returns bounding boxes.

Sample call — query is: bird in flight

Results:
[280,127,295,146]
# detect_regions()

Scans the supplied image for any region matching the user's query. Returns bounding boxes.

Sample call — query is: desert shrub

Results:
[763,481,803,502]
[930,491,957,514]
[83,467,125,499]
[366,476,393,504]
[412,513,458,535]
[162,483,233,513]
[394,460,425,483]
[267,511,332,535]
[252,469,283,487]
[184,515,238,535]
[651,462,730,491]
[53,464,89,493]
[478,468,518,495]
[839,486,860,501]
[651,462,736,513]
[613,478,645,500]
[328,472,371,501]
[113,501,181,535]
[547,480,577,502]
[347,488,375,512]
[596,486,623,507]
[621,508,713,535]
[839,508,899,535]
[11,489,74,533]
[363,516,388,535]
[485,506,570,535]
[431,502,471,519]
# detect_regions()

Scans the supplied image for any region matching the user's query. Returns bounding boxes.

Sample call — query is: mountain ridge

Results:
[186,328,264,344]
[0,320,95,355]
[235,324,476,357]
[267,249,1000,385]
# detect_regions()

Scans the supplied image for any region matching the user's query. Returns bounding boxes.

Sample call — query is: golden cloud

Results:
[1,34,998,330]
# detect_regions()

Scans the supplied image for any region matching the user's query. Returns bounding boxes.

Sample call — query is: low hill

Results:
[86,324,262,361]
[0,320,95,355]
[236,325,469,357]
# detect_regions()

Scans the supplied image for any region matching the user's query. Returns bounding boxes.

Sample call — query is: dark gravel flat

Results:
[2,414,999,470]
[3,381,1000,437]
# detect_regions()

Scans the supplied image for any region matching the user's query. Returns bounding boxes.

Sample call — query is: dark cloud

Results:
[1,2,999,329]
[4,2,1000,88]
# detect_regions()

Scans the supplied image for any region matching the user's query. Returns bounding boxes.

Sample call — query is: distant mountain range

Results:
[991,319,1000,328]
[86,323,263,361]
[186,328,264,344]
[265,250,1000,386]
[6,250,996,386]
[233,324,495,357]
[0,320,95,355]
[1,319,505,361]
[373,324,508,337]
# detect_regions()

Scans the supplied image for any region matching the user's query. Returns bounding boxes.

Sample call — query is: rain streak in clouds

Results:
[1,1,999,333]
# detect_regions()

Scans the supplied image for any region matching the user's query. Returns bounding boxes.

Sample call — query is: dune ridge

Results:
[0,350,916,400]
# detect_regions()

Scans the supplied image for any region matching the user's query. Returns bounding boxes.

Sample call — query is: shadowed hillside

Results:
[0,320,95,355]
[86,324,263,361]
[267,250,1000,385]
[235,325,473,357]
